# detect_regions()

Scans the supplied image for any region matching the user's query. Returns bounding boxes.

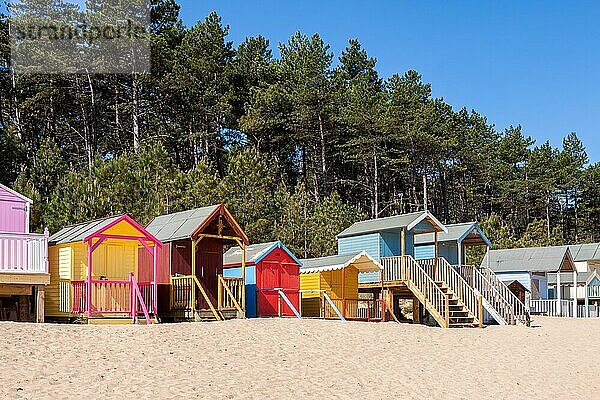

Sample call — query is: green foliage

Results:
[219,147,280,242]
[275,185,364,258]
[518,220,563,248]
[1,9,598,255]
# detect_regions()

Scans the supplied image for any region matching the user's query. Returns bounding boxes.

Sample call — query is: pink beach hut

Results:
[0,183,49,322]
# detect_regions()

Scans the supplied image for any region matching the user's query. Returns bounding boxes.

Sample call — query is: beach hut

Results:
[143,205,249,321]
[483,246,576,317]
[46,214,163,324]
[414,222,492,267]
[548,270,600,317]
[299,251,386,321]
[567,243,600,272]
[336,213,525,327]
[0,184,49,322]
[223,241,302,318]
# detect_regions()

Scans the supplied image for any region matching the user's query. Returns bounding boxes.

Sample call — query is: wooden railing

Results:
[381,255,450,328]
[138,282,155,315]
[170,274,224,320]
[531,299,572,317]
[460,265,530,326]
[90,279,131,314]
[299,290,345,321]
[328,298,387,322]
[578,304,600,318]
[130,273,152,324]
[589,286,600,298]
[0,230,48,274]
[381,255,403,281]
[218,275,245,318]
[430,258,482,325]
[71,280,86,314]
[171,275,194,310]
[70,275,153,323]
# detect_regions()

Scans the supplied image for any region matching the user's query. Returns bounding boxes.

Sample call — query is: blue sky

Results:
[178,0,600,162]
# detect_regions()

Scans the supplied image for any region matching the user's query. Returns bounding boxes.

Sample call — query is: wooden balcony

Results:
[0,230,49,285]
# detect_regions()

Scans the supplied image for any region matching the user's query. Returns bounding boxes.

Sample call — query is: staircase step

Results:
[450,316,474,321]
[449,322,476,328]
[88,317,134,325]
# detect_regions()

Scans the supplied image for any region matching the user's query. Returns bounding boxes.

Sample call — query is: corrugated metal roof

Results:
[49,215,121,245]
[568,243,600,262]
[482,246,574,273]
[299,251,382,274]
[414,222,491,246]
[337,211,446,239]
[223,242,277,265]
[547,271,598,285]
[145,205,220,243]
[223,241,303,267]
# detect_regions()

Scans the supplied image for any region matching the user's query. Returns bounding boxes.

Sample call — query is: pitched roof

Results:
[49,215,121,245]
[503,279,531,292]
[223,241,302,267]
[145,205,221,243]
[568,243,600,262]
[547,270,600,285]
[414,222,492,247]
[299,251,382,274]
[0,183,33,204]
[337,211,447,239]
[482,246,575,273]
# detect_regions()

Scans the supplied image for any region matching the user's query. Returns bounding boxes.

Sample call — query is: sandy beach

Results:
[0,317,598,399]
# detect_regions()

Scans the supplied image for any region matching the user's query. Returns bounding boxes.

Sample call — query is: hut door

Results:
[280,263,300,316]
[105,244,128,280]
[0,200,27,233]
[197,238,222,309]
[258,262,279,317]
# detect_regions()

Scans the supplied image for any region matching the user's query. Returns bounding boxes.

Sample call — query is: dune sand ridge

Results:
[0,317,598,399]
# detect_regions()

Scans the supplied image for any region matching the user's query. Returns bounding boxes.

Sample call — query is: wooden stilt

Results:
[36,285,45,323]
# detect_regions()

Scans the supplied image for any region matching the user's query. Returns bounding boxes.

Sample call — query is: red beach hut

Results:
[223,241,301,318]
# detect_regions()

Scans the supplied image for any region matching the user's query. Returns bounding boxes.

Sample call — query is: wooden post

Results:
[36,285,45,323]
[478,295,483,328]
[341,267,346,319]
[445,293,450,328]
[217,277,223,311]
[241,243,246,313]
[278,291,282,317]
[401,228,406,257]
[130,272,136,321]
[573,270,578,318]
[434,230,439,280]
[401,228,406,273]
[585,281,589,318]
[86,243,92,318]
[556,271,562,317]
[153,244,158,315]
[412,294,421,324]
[191,240,196,312]
[458,240,463,269]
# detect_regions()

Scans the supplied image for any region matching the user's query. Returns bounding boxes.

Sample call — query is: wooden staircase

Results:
[380,255,482,328]
[436,282,477,328]
[459,264,530,326]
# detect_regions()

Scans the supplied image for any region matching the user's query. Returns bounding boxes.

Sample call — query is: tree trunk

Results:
[422,166,428,212]
[374,152,379,218]
[132,74,140,152]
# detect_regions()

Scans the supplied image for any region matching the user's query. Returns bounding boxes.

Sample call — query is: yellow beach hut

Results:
[45,215,163,324]
[299,251,390,321]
